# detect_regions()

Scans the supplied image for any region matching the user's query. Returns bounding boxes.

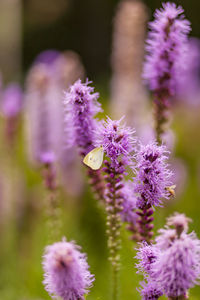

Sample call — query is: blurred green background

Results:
[0,0,200,299]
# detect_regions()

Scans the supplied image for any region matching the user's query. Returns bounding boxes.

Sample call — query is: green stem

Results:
[104,162,123,300]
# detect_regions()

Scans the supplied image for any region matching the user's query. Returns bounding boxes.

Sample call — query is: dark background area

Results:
[23,0,200,81]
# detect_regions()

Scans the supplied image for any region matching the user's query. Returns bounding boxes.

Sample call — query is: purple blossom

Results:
[95,117,135,170]
[1,83,23,118]
[152,232,200,298]
[64,79,102,156]
[136,213,200,298]
[167,212,192,235]
[143,2,191,100]
[134,142,172,209]
[25,63,57,165]
[135,241,160,277]
[42,239,94,300]
[39,151,56,165]
[34,50,61,65]
[155,228,177,250]
[139,281,163,300]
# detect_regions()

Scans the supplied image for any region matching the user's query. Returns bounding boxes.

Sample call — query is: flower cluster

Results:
[42,239,94,300]
[96,117,135,170]
[134,142,172,209]
[143,2,191,100]
[1,83,23,118]
[64,79,102,156]
[95,117,135,274]
[136,213,200,299]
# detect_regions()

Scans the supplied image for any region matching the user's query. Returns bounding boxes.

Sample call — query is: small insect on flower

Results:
[83,146,104,170]
[165,185,176,197]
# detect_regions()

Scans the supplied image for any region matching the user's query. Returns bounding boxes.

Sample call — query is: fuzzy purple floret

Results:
[139,281,163,300]
[42,239,94,300]
[64,79,102,155]
[136,213,200,299]
[135,241,160,277]
[39,151,56,165]
[1,83,23,117]
[155,228,177,251]
[95,117,135,170]
[134,142,172,208]
[152,232,200,297]
[143,2,191,99]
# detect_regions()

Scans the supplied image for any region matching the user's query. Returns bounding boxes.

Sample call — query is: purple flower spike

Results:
[152,232,200,298]
[95,116,135,170]
[135,241,160,277]
[64,79,105,202]
[1,83,23,118]
[143,2,191,143]
[96,117,136,286]
[42,239,94,300]
[139,281,163,300]
[134,142,172,208]
[134,142,172,243]
[143,2,191,99]
[64,79,102,156]
[136,213,200,299]
[167,212,192,236]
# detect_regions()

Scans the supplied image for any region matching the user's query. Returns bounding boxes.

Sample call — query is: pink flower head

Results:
[143,2,191,101]
[42,239,94,300]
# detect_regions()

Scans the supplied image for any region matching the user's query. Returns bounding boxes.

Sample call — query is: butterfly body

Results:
[83,147,104,170]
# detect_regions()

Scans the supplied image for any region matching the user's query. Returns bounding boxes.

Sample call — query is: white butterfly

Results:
[83,147,104,170]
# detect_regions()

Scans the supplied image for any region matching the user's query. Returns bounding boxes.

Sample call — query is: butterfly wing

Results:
[83,147,104,170]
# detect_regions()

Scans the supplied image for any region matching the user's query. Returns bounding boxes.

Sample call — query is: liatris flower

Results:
[25,62,62,241]
[155,227,177,251]
[167,212,191,236]
[153,232,200,298]
[135,241,160,277]
[110,0,148,126]
[1,83,23,146]
[139,281,163,300]
[134,142,172,242]
[25,63,56,166]
[42,239,94,300]
[64,79,102,156]
[95,117,135,298]
[1,83,23,118]
[136,213,200,299]
[64,80,105,201]
[96,117,135,169]
[143,2,191,143]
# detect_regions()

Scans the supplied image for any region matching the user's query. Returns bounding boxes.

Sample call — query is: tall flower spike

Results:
[110,0,148,126]
[136,213,200,300]
[143,2,191,143]
[1,83,23,146]
[95,117,135,300]
[135,241,160,278]
[25,62,63,241]
[134,142,172,242]
[42,239,94,300]
[152,232,200,299]
[64,79,102,156]
[64,80,105,201]
[139,281,163,300]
